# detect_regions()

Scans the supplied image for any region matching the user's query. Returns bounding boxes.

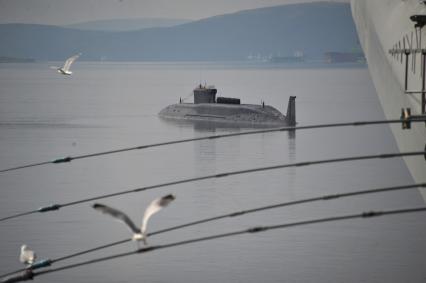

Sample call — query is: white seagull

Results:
[50,53,81,75]
[92,194,176,245]
[19,245,36,266]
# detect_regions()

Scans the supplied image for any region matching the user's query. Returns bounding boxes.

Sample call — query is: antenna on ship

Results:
[410,14,426,114]
[390,14,426,116]
[411,31,416,73]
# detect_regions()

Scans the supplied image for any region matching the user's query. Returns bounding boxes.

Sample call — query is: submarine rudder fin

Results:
[285,96,296,126]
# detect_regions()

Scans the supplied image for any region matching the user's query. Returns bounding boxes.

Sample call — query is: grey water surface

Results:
[0,62,425,283]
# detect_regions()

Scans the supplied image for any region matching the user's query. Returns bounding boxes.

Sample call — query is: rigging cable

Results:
[0,117,425,174]
[2,206,426,282]
[1,150,425,223]
[0,183,424,278]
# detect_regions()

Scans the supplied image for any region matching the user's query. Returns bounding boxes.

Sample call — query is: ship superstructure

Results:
[351,0,426,200]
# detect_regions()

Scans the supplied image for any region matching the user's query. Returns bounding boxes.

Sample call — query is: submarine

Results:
[159,84,296,127]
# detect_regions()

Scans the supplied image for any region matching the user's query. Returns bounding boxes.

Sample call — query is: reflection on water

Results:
[0,62,425,283]
[287,129,296,147]
[159,116,291,132]
[0,121,99,129]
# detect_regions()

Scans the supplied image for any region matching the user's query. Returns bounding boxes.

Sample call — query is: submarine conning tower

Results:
[194,84,217,104]
[193,84,241,105]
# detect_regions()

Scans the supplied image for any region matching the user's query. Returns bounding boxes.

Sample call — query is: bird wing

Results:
[62,53,81,71]
[92,203,140,234]
[141,194,175,234]
[19,250,26,263]
[27,250,36,264]
[20,248,36,264]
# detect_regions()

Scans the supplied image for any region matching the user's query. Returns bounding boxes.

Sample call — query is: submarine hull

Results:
[159,103,291,126]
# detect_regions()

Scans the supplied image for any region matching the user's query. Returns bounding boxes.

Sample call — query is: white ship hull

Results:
[351,0,426,201]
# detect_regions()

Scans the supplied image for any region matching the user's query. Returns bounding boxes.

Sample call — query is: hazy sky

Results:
[0,0,349,25]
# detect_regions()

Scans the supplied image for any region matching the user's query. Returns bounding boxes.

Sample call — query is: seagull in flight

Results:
[19,245,36,266]
[92,194,176,245]
[50,53,81,75]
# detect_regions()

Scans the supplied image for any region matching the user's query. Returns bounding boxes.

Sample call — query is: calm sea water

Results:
[0,62,425,283]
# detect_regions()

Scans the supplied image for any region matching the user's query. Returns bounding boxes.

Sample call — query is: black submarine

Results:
[159,84,296,127]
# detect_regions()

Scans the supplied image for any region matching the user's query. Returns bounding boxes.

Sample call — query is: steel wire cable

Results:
[2,206,425,282]
[0,183,424,279]
[1,150,425,223]
[0,118,424,174]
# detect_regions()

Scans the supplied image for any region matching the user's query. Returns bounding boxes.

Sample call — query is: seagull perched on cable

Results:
[19,245,36,266]
[92,194,176,245]
[50,53,81,75]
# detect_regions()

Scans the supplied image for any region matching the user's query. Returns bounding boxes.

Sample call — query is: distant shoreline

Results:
[0,60,367,70]
[0,56,35,63]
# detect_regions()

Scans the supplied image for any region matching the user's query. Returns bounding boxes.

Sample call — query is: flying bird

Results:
[50,53,81,75]
[92,194,176,245]
[19,245,36,266]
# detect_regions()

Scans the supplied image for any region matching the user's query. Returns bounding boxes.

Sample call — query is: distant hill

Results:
[64,18,191,31]
[0,2,360,61]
